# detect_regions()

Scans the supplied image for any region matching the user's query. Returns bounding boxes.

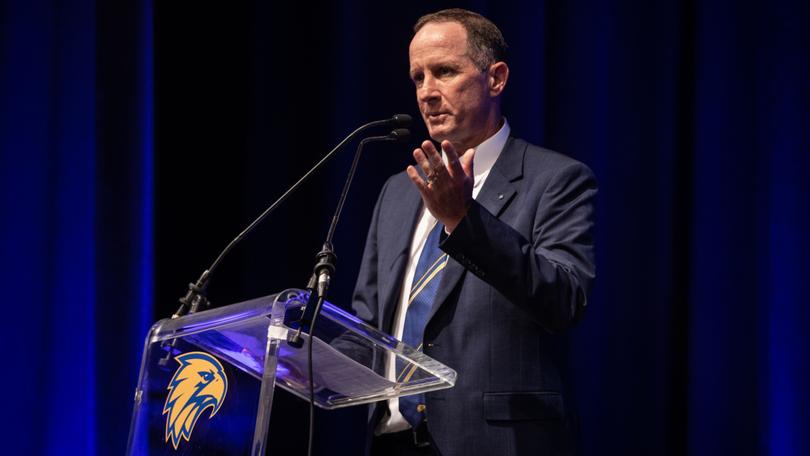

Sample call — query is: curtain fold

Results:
[0,0,153,453]
[1,0,808,454]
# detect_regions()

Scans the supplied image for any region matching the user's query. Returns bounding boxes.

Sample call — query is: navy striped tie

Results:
[398,222,448,426]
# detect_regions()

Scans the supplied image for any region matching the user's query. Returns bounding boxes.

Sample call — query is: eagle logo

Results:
[162,351,228,449]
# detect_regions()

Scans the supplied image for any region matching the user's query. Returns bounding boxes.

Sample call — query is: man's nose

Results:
[417,76,440,104]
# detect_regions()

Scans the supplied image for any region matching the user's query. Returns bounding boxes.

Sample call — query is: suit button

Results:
[426,343,434,348]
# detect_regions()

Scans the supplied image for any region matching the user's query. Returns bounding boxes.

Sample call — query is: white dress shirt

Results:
[376,119,511,434]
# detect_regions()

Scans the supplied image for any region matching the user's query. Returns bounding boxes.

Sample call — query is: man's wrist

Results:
[443,215,462,234]
[443,199,473,233]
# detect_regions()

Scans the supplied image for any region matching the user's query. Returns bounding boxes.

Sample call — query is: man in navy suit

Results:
[352,8,596,456]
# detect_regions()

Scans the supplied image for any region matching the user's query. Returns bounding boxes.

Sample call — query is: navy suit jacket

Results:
[351,136,597,455]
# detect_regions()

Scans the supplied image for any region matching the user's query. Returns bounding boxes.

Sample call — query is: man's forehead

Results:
[409,21,469,60]
[408,22,471,71]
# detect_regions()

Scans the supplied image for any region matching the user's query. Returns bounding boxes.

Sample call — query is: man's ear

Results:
[488,61,509,97]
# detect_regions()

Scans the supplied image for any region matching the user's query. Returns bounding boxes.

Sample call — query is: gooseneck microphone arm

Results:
[326,128,413,250]
[290,128,412,338]
[172,116,412,318]
[292,128,411,456]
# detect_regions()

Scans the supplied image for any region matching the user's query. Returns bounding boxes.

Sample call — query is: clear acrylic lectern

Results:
[126,289,457,455]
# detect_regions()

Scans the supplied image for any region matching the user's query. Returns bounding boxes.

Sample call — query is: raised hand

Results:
[406,139,475,233]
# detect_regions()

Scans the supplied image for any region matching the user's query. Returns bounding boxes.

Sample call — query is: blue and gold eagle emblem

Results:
[162,351,228,449]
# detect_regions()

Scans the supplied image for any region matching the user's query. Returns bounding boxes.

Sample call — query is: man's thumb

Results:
[461,148,475,175]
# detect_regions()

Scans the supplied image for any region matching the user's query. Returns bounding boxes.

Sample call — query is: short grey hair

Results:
[414,8,508,70]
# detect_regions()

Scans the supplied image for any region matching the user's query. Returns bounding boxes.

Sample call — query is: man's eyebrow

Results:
[431,57,465,67]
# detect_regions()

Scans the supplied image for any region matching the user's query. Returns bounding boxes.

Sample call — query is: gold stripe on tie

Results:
[400,362,420,384]
[396,343,423,383]
[410,253,450,296]
[408,255,449,305]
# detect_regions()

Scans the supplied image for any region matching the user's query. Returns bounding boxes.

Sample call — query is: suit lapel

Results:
[381,184,422,332]
[427,137,526,322]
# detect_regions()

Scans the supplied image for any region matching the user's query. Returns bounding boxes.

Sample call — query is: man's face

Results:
[409,21,494,148]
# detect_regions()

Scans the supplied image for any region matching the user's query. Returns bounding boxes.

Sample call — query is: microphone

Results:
[315,129,410,293]
[293,127,411,456]
[388,128,411,142]
[171,118,411,318]
[293,127,412,332]
[388,114,412,128]
[357,114,411,132]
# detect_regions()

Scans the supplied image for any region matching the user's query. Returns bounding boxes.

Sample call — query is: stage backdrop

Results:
[1,0,808,454]
[1,0,154,453]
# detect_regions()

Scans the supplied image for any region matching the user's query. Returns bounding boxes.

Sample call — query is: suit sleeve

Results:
[440,161,597,334]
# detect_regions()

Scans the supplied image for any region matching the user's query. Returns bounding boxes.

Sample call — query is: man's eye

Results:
[436,67,455,77]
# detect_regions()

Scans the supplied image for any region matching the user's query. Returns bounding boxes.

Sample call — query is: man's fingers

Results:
[406,165,429,193]
[442,140,464,178]
[421,140,444,169]
[441,140,457,158]
[421,140,439,156]
[413,148,434,179]
[414,140,473,188]
[416,142,447,183]
[460,148,475,176]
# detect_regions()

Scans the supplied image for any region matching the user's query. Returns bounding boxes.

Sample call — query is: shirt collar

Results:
[472,118,510,187]
[440,118,510,188]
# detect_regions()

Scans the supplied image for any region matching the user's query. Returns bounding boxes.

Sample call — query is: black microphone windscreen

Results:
[390,128,411,142]
[391,114,412,127]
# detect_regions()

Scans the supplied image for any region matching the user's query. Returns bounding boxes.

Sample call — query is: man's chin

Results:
[426,126,455,144]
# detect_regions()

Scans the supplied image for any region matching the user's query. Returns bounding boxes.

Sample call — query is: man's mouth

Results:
[426,112,448,122]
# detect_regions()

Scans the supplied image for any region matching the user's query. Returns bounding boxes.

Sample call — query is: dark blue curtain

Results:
[530,1,810,454]
[0,0,153,453]
[2,0,808,454]
[153,2,810,454]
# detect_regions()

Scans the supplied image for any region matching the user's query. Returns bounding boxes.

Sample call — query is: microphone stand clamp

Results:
[172,270,211,318]
[288,243,336,348]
